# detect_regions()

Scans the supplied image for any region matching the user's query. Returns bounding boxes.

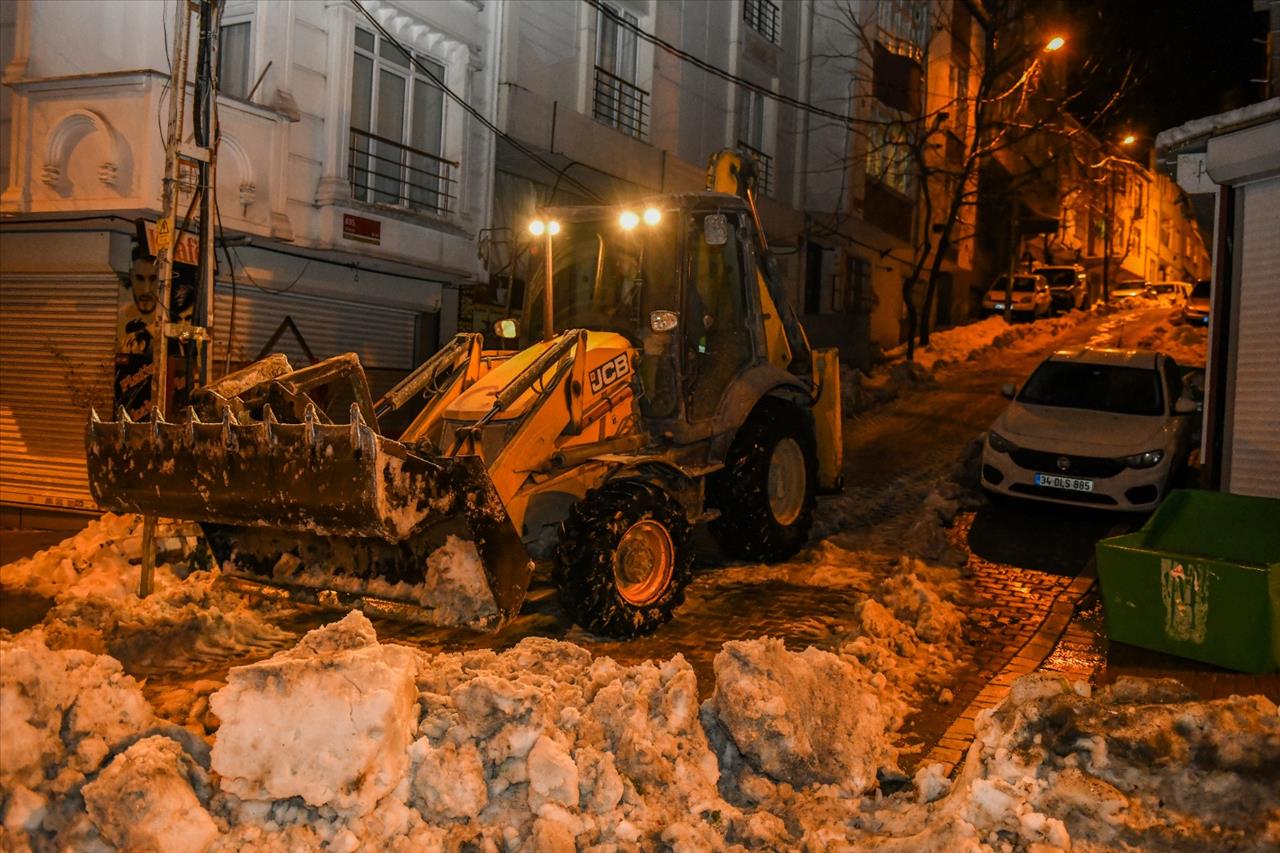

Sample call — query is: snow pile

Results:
[906,673,1280,850]
[0,631,156,845]
[81,735,218,853]
[708,639,901,793]
[210,611,419,814]
[1135,320,1209,366]
[0,513,202,602]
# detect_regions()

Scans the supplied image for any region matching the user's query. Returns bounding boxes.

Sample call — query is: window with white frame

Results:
[348,26,454,214]
[736,89,774,194]
[219,19,253,99]
[593,4,648,138]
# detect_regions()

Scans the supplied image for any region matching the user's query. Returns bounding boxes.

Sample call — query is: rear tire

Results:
[708,403,817,562]
[554,480,693,637]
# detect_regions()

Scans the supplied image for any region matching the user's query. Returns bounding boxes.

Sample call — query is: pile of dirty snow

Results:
[5,611,1277,850]
[0,513,203,602]
[844,307,1103,414]
[1135,320,1209,367]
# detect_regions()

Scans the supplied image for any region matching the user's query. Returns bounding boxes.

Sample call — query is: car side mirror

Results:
[493,317,520,340]
[1174,396,1198,415]
[1001,383,1017,399]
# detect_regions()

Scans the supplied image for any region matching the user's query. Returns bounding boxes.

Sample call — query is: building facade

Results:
[0,0,500,513]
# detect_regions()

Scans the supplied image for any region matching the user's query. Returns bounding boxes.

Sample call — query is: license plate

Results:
[1035,473,1094,492]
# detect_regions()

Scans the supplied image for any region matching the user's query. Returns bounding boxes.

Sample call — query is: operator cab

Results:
[520,194,763,429]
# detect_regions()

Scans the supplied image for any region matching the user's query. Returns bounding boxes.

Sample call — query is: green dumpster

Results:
[1096,489,1280,673]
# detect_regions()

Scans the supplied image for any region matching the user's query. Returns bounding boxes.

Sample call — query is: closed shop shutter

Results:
[1226,179,1280,498]
[0,274,118,511]
[210,286,420,398]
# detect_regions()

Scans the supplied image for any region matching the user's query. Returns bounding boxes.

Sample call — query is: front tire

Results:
[708,403,817,562]
[554,480,693,637]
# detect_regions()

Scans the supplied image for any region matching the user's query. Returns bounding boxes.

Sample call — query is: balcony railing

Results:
[743,0,781,44]
[593,66,648,139]
[737,140,773,196]
[348,127,458,215]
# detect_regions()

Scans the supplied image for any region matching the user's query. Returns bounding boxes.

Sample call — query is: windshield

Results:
[1017,361,1164,416]
[522,215,679,346]
[991,275,1037,293]
[1191,280,1211,300]
[1036,269,1077,287]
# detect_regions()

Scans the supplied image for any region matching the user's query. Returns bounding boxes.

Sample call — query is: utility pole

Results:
[151,0,221,420]
[141,0,222,598]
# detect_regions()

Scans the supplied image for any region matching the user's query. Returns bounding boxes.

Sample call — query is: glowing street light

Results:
[1044,36,1065,52]
[530,217,561,341]
[619,210,640,230]
[642,207,662,226]
[1121,133,1137,146]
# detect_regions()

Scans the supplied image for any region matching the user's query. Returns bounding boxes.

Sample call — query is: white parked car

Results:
[1034,265,1089,312]
[981,274,1051,320]
[981,348,1197,511]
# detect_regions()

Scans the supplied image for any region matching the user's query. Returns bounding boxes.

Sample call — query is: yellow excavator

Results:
[87,150,842,636]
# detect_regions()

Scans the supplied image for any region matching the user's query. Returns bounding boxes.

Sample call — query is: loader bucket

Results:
[85,405,533,624]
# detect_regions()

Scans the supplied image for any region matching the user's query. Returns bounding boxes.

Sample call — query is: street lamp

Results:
[1121,133,1137,146]
[529,217,560,341]
[1044,36,1065,52]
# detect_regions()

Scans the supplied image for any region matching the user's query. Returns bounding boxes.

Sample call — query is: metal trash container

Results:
[1096,489,1280,673]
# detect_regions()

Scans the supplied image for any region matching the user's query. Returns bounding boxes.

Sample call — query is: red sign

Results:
[343,214,381,245]
[142,220,200,266]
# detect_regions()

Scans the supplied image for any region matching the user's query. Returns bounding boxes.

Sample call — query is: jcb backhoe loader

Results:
[87,150,843,637]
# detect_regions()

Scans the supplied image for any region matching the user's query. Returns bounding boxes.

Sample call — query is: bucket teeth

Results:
[117,405,133,424]
[221,407,238,449]
[183,407,199,443]
[262,404,278,445]
[349,403,365,452]
[304,403,319,449]
[90,406,101,423]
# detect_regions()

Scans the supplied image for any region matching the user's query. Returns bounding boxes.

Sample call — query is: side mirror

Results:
[649,310,679,333]
[493,317,520,340]
[1001,383,1017,399]
[1174,396,1198,415]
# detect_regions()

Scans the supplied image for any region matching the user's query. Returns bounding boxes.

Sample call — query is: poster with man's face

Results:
[114,248,202,419]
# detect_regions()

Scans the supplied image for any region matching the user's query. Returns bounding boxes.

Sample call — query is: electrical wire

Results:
[347,0,605,204]
[582,0,889,130]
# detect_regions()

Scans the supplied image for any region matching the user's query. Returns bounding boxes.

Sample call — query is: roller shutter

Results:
[1225,179,1280,498]
[210,286,420,397]
[0,274,117,511]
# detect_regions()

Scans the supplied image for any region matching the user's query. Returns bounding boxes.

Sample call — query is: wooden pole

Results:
[139,513,157,598]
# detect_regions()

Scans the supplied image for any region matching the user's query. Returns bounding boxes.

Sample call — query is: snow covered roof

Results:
[1156,98,1280,154]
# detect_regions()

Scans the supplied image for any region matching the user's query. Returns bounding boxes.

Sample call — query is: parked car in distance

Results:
[1146,280,1192,303]
[981,347,1198,511]
[1180,279,1212,325]
[1110,280,1150,300]
[1034,265,1089,312]
[982,274,1051,320]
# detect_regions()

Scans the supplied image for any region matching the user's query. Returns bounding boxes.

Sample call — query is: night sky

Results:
[1048,0,1270,147]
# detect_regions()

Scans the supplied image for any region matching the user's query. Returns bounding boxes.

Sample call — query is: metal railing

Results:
[593,66,648,139]
[737,140,773,196]
[348,127,458,215]
[743,0,781,44]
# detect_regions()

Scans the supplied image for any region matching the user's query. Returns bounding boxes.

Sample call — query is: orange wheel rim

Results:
[613,519,674,606]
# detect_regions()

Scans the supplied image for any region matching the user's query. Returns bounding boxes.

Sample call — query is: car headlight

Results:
[988,430,1016,454]
[1120,449,1164,469]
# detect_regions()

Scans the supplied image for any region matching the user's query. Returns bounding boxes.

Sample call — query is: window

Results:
[949,63,969,138]
[737,89,773,194]
[219,20,252,100]
[743,0,781,45]
[349,26,454,214]
[866,116,914,197]
[845,256,874,313]
[593,4,648,138]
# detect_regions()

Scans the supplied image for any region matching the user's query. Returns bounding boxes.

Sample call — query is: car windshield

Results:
[1036,269,1076,286]
[992,275,1037,293]
[522,214,679,346]
[1017,361,1165,416]
[1191,280,1211,299]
